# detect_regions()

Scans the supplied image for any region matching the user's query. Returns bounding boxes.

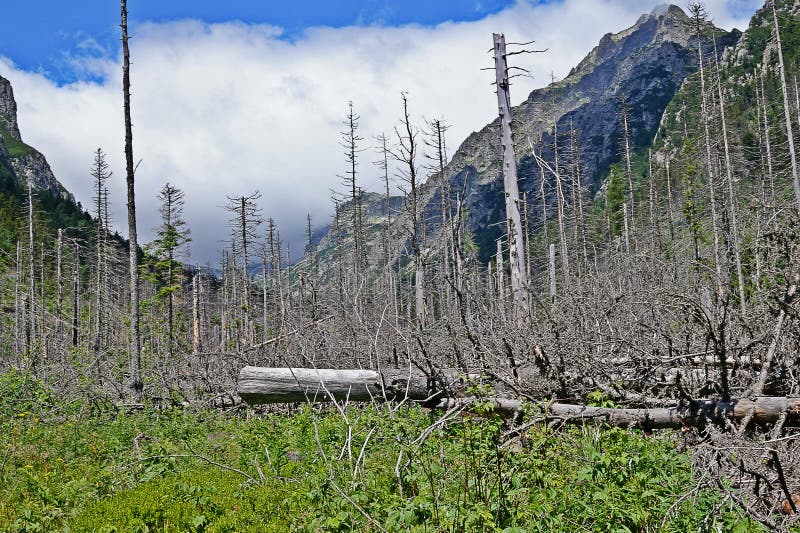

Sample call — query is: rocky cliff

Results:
[428,4,741,260]
[0,75,72,199]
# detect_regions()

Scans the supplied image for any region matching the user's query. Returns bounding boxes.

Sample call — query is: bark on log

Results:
[237,367,800,429]
[238,366,461,404]
[438,397,800,429]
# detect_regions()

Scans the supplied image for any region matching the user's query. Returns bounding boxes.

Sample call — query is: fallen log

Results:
[438,397,800,429]
[237,366,464,404]
[237,367,800,429]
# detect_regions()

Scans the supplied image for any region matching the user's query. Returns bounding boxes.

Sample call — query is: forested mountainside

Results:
[3,0,800,529]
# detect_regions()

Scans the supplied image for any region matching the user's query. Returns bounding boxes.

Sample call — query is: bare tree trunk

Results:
[713,49,746,314]
[772,2,800,216]
[623,202,631,255]
[620,101,636,248]
[14,241,20,363]
[395,93,426,328]
[495,238,505,312]
[415,260,426,327]
[760,72,777,219]
[39,244,46,360]
[522,192,532,284]
[56,229,63,347]
[665,162,676,243]
[374,133,395,319]
[538,164,548,244]
[692,6,725,300]
[27,182,36,354]
[492,33,528,316]
[548,242,557,302]
[192,270,201,355]
[550,136,570,285]
[121,0,142,395]
[72,243,79,348]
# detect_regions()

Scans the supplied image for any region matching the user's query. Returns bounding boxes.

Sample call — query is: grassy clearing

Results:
[0,371,758,532]
[0,123,35,158]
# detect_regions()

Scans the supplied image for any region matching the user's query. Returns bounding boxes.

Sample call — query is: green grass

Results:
[0,372,760,532]
[0,122,35,158]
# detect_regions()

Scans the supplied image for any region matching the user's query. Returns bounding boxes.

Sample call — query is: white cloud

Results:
[0,0,760,264]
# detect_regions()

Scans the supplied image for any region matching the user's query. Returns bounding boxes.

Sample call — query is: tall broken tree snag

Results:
[772,1,800,217]
[690,3,725,301]
[121,0,142,396]
[26,181,36,357]
[492,33,529,316]
[55,228,63,345]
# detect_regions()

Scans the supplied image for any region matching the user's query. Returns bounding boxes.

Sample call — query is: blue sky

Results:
[1,0,517,84]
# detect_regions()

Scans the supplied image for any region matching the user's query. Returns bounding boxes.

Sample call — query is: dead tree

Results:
[394,92,427,327]
[619,97,636,247]
[72,241,79,348]
[55,229,63,346]
[26,182,36,357]
[225,191,262,341]
[192,268,201,355]
[772,0,800,216]
[121,0,142,395]
[425,117,453,312]
[690,3,725,300]
[91,148,111,352]
[712,42,746,314]
[340,102,367,286]
[492,33,528,316]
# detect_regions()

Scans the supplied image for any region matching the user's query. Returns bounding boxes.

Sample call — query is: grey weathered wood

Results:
[548,243,556,301]
[493,33,528,315]
[237,367,800,429]
[438,397,800,429]
[238,366,445,404]
[121,0,142,396]
[773,2,800,216]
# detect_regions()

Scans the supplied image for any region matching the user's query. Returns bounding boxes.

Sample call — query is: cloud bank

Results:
[0,0,760,264]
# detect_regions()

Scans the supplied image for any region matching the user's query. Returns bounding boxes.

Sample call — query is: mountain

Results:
[0,75,92,257]
[309,4,742,272]
[0,75,72,199]
[434,4,740,261]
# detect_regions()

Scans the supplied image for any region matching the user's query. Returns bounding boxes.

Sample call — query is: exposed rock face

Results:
[0,75,71,199]
[420,4,741,260]
[10,153,65,196]
[0,76,21,140]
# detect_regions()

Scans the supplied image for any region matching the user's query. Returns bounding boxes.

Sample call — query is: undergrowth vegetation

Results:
[0,372,759,532]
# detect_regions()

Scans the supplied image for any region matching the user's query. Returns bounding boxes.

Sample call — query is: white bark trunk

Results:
[493,33,528,315]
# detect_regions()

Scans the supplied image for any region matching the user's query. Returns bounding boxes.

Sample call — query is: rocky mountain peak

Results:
[0,75,72,199]
[0,75,21,141]
[410,3,741,263]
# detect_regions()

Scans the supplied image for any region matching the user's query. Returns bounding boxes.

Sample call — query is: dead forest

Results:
[3,0,800,529]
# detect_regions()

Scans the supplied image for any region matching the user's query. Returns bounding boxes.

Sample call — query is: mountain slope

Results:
[437,4,740,261]
[0,75,72,199]
[310,4,742,274]
[0,76,94,258]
